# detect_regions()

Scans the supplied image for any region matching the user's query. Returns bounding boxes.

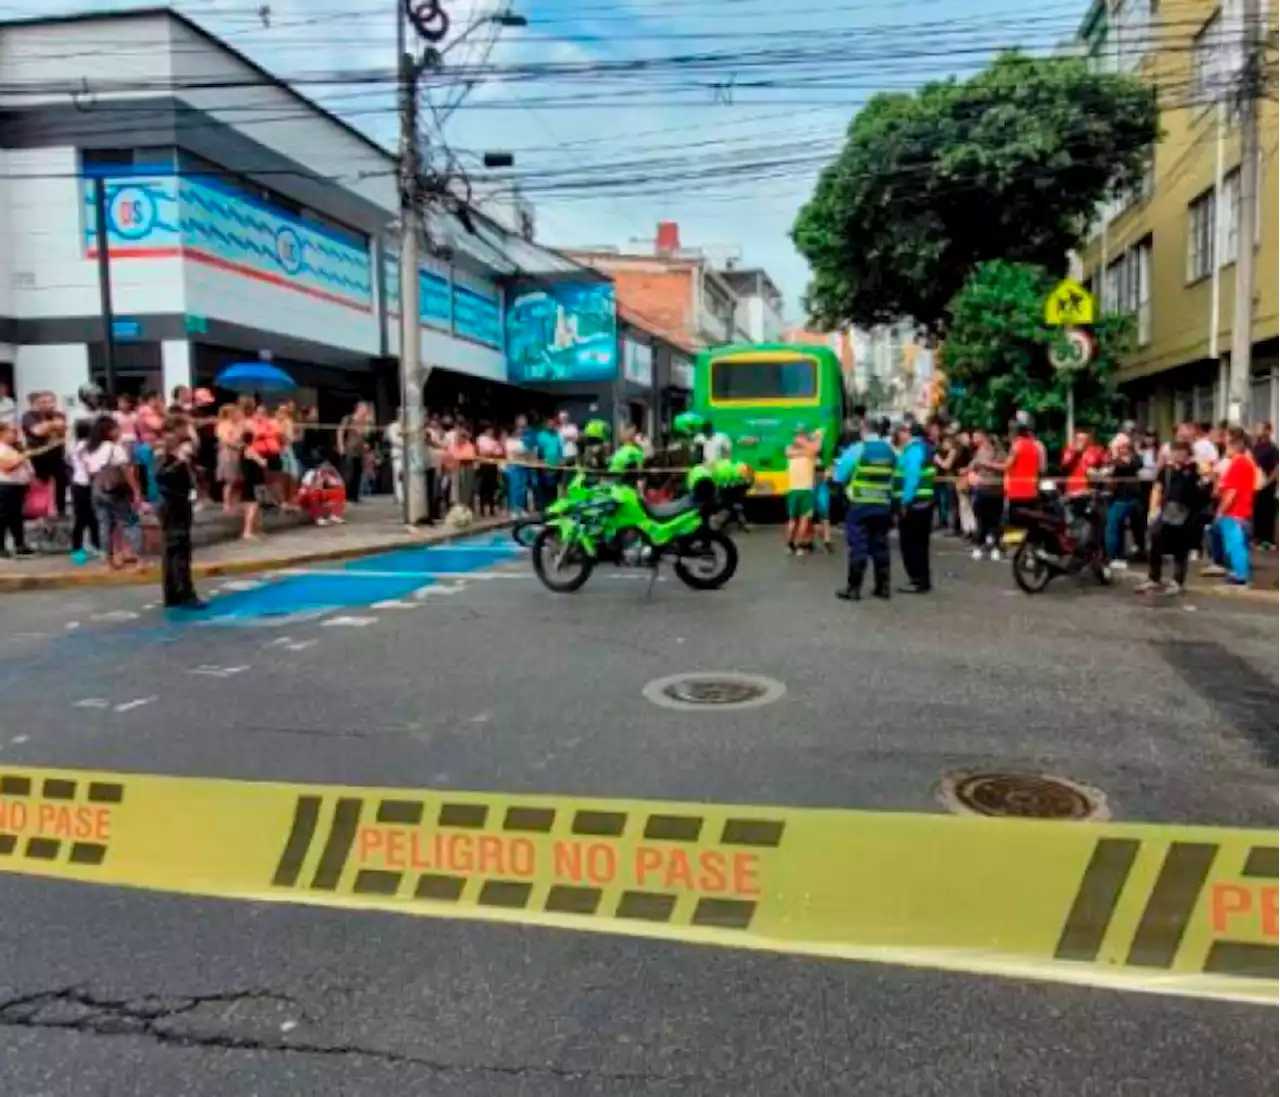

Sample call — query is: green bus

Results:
[691,342,846,498]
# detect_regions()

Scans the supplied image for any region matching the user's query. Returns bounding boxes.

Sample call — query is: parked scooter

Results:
[1003,480,1112,594]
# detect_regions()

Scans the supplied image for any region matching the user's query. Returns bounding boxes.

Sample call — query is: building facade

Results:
[0,7,569,424]
[719,266,785,344]
[1077,0,1278,433]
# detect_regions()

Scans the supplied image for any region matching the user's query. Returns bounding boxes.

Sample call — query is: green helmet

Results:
[581,418,610,443]
[607,442,646,473]
[672,411,706,438]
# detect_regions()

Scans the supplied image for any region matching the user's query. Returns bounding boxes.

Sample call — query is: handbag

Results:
[22,477,52,520]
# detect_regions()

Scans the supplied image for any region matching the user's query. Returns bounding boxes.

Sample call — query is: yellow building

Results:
[1077,0,1277,433]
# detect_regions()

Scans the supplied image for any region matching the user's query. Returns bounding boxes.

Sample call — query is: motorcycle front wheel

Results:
[531,528,595,593]
[673,530,738,590]
[1012,539,1053,594]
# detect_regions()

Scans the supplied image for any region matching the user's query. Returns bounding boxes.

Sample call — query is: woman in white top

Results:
[68,418,102,563]
[0,420,34,557]
[85,414,143,569]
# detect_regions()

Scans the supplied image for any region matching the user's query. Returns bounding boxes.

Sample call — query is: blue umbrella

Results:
[214,362,297,393]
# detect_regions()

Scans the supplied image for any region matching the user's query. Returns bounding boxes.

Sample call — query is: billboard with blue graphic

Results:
[84,175,374,312]
[505,281,617,384]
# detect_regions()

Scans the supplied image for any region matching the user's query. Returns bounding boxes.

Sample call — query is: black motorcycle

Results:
[1005,484,1113,594]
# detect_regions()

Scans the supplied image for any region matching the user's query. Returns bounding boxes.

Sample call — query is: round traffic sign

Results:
[1049,328,1094,373]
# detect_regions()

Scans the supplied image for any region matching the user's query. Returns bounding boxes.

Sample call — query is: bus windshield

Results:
[710,357,817,401]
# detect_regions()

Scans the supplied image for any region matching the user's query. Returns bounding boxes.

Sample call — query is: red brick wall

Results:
[611,268,693,342]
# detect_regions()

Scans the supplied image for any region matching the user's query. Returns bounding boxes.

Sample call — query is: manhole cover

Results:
[937,772,1109,821]
[643,672,786,712]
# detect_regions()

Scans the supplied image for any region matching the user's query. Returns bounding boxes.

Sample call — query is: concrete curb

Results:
[0,518,512,594]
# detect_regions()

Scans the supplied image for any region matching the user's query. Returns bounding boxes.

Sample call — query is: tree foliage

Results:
[940,260,1131,453]
[792,52,1159,330]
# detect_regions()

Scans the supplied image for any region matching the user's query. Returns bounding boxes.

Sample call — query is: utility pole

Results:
[93,176,119,397]
[1227,0,1261,425]
[398,10,427,525]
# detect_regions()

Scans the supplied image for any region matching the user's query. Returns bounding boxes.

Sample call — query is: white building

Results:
[718,266,785,344]
[0,6,571,420]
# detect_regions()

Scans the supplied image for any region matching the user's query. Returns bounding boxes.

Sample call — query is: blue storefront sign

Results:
[505,281,617,384]
[453,284,502,349]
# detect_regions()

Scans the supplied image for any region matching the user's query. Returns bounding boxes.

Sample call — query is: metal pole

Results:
[398,2,428,525]
[93,176,118,397]
[1227,0,1260,425]
[1066,381,1075,442]
[1208,99,1225,365]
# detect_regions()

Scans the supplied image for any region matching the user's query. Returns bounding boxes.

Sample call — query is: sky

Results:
[5,0,1081,319]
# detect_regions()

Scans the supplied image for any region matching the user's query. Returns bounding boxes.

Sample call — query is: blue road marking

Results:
[199,533,522,624]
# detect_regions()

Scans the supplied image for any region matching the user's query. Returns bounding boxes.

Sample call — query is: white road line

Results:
[284,568,520,580]
[74,699,111,709]
[218,579,267,592]
[114,696,158,713]
[11,735,29,745]
[90,610,140,622]
[265,636,296,647]
[65,621,81,630]
[371,599,419,609]
[283,639,318,651]
[188,664,251,678]
[321,616,378,628]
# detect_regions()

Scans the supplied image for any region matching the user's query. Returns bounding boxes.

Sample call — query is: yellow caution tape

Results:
[1,767,1275,1003]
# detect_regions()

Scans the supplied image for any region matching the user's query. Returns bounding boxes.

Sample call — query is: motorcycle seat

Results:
[642,494,700,521]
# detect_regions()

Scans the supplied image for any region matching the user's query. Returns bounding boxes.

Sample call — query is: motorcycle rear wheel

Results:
[531,528,595,593]
[511,515,543,548]
[1012,539,1053,594]
[673,530,738,590]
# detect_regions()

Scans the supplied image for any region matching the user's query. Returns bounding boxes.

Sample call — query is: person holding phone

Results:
[155,415,207,609]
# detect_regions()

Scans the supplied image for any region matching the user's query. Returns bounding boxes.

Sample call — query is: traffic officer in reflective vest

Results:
[832,416,896,601]
[894,421,937,593]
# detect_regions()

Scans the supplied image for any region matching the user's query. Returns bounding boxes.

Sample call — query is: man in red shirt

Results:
[1004,417,1042,528]
[1060,430,1107,497]
[1215,426,1256,585]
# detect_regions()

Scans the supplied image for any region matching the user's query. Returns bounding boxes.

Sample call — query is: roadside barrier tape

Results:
[0,767,1274,1004]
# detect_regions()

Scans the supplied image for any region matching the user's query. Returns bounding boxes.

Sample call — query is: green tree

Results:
[940,260,1132,453]
[792,52,1158,330]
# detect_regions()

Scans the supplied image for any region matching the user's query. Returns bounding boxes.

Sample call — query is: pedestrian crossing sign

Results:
[1044,278,1095,326]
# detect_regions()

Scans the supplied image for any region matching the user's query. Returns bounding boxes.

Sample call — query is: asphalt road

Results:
[0,529,1276,1096]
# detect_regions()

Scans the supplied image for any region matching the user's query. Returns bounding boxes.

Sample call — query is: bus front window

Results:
[710,358,817,401]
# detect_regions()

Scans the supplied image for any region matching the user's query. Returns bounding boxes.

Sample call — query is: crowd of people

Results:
[2,377,1276,600]
[930,417,1277,590]
[809,407,1277,600]
[0,384,665,564]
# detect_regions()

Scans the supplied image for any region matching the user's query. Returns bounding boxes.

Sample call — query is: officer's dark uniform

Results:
[154,443,204,609]
[894,432,937,593]
[835,434,897,601]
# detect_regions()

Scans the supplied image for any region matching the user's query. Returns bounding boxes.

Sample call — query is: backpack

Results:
[91,446,130,497]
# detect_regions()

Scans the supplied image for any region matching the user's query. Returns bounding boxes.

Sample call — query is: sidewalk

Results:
[0,499,509,593]
[1114,548,1278,601]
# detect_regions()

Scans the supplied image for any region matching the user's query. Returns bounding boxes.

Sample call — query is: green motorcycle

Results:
[531,478,738,594]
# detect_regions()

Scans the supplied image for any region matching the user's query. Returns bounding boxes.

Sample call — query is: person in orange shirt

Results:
[1060,429,1106,498]
[1003,416,1042,529]
[448,426,478,511]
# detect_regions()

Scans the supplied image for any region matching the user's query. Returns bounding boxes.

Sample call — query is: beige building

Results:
[1077,0,1277,433]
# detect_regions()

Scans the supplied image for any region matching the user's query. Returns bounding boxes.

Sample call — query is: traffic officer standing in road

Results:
[894,420,937,593]
[832,416,896,601]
